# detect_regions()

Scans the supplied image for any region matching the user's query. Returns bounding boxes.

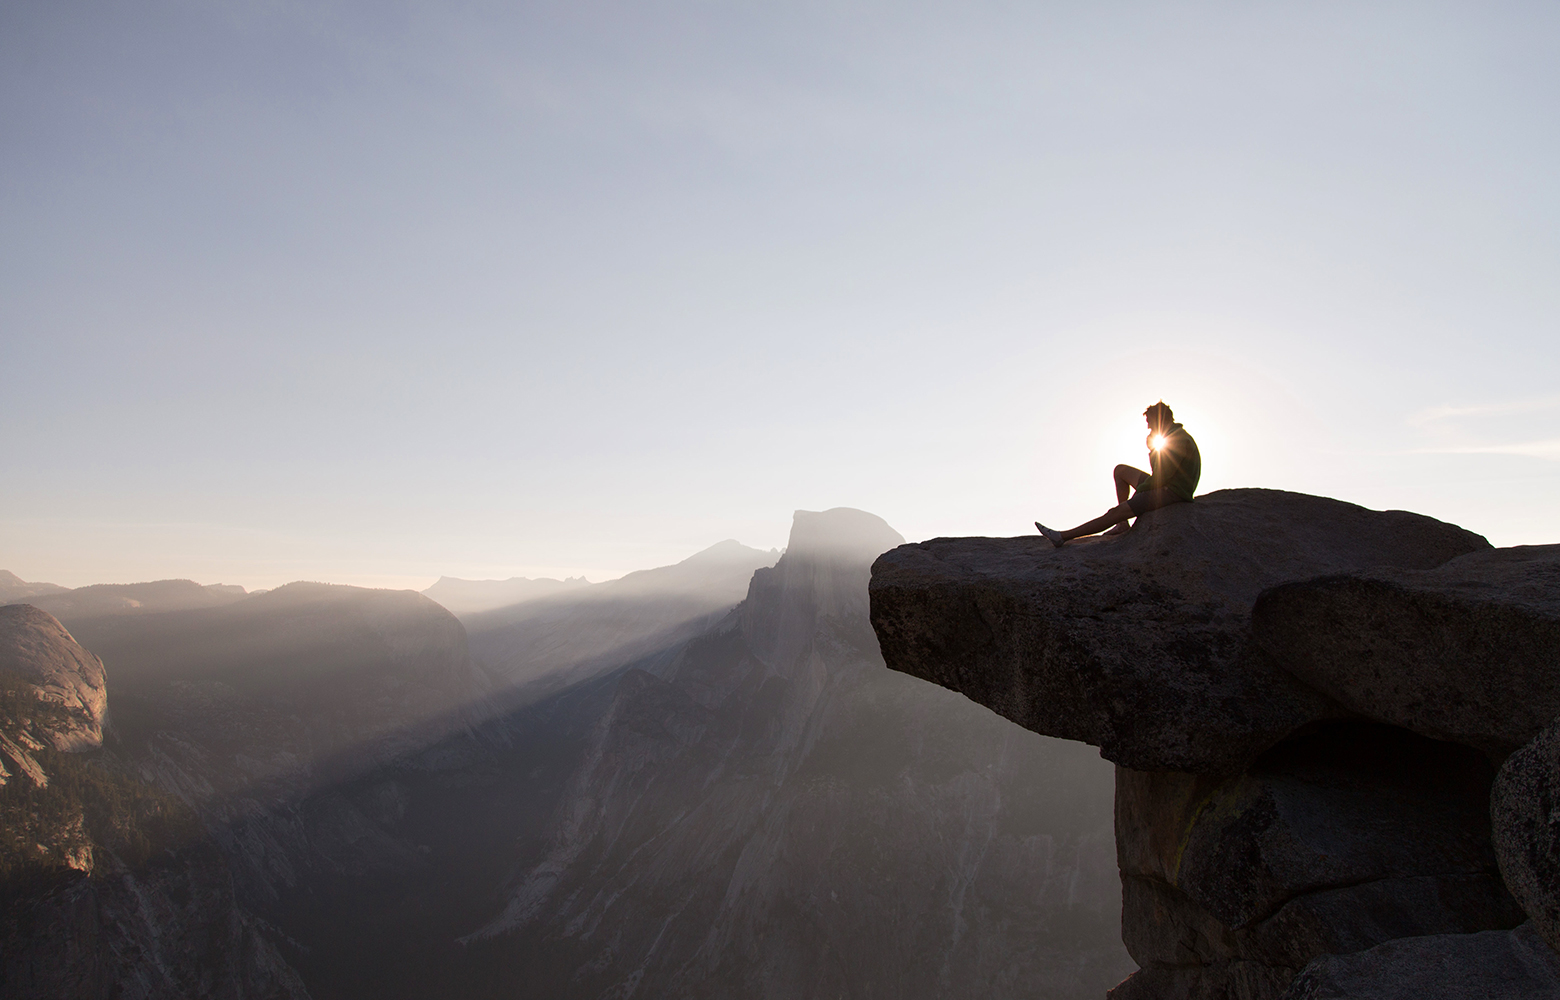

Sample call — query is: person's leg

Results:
[1105,466,1149,535]
[1036,502,1135,548]
[1115,465,1148,504]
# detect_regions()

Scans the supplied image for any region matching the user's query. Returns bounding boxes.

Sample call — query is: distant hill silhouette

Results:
[14,579,247,621]
[464,539,780,703]
[422,574,590,617]
[0,570,68,604]
[66,582,491,797]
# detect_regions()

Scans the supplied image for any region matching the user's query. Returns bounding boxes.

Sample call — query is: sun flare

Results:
[1150,434,1167,451]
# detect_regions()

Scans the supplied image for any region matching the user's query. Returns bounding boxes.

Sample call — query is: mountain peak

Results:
[786,508,904,562]
[0,570,69,604]
[678,538,773,566]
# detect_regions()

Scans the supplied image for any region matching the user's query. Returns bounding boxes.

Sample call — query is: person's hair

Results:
[1144,401,1174,428]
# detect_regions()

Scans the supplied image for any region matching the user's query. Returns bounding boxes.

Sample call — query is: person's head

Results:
[1144,401,1174,433]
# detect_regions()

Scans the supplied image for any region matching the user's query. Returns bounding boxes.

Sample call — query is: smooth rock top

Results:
[868,489,1490,773]
[0,604,108,751]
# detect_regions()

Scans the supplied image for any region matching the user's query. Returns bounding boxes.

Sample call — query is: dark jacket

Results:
[1143,423,1201,502]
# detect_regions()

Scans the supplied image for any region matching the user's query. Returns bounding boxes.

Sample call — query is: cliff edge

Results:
[869,488,1560,999]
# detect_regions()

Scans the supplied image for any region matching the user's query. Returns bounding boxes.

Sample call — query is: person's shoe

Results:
[1035,522,1066,548]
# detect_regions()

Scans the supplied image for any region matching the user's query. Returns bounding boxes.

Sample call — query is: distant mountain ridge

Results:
[7,578,248,620]
[0,571,69,604]
[67,581,492,800]
[464,539,780,703]
[422,575,591,618]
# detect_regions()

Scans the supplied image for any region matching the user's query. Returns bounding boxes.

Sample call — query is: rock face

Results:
[868,489,1560,999]
[0,604,108,752]
[1253,544,1560,760]
[869,489,1489,774]
[1111,724,1524,999]
[1281,922,1560,1000]
[1493,719,1560,957]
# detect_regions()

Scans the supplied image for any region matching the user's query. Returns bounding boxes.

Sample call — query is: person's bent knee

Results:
[1126,487,1185,518]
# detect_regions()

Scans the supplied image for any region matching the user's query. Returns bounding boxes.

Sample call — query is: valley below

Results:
[0,509,1130,999]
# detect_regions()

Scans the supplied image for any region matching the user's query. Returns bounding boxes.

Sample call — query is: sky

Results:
[3,0,1558,591]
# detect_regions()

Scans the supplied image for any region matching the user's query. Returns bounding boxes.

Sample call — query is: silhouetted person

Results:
[1036,401,1201,548]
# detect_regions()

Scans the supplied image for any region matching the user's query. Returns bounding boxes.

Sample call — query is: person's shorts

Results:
[1128,487,1188,517]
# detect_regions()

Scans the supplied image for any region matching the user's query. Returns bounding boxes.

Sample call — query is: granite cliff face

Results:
[869,489,1560,999]
[0,605,108,752]
[0,604,307,1000]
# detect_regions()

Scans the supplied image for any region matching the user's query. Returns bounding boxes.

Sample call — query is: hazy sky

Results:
[4,1,1558,590]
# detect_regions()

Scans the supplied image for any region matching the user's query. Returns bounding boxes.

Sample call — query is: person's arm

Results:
[1144,434,1166,488]
[1154,434,1189,485]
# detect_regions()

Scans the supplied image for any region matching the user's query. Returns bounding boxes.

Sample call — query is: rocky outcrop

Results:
[1493,719,1560,956]
[1253,544,1560,759]
[0,604,107,752]
[1110,724,1524,998]
[868,489,1560,999]
[869,489,1488,774]
[1281,922,1560,1000]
